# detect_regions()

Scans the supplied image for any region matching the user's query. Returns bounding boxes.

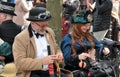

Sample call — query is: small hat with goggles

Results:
[0,1,16,16]
[72,9,93,24]
[27,7,51,22]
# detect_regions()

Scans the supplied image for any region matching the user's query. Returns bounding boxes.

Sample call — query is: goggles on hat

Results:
[38,11,50,20]
[38,13,47,20]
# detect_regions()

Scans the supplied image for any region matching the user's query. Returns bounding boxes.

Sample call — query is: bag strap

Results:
[109,65,117,77]
[101,67,111,77]
[47,45,61,77]
[98,64,116,77]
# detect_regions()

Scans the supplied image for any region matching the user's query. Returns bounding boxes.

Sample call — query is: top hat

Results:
[0,63,17,77]
[72,9,93,24]
[27,7,51,22]
[0,1,16,16]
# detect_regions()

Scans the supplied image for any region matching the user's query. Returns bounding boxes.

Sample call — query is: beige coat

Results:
[13,0,33,26]
[13,26,61,77]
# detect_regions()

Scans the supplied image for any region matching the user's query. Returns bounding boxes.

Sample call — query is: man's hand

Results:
[42,55,57,65]
[56,52,63,63]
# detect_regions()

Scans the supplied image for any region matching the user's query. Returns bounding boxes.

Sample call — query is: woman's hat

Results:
[72,9,93,24]
[27,7,51,22]
[0,1,16,16]
[0,63,17,77]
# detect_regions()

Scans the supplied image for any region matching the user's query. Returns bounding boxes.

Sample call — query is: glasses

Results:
[34,21,48,27]
[34,22,42,27]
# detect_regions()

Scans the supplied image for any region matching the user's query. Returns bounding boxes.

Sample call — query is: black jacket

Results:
[0,20,21,63]
[92,0,113,32]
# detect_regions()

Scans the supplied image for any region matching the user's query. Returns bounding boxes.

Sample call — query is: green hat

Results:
[72,9,93,24]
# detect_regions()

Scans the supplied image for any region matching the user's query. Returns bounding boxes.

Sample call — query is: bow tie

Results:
[35,33,44,38]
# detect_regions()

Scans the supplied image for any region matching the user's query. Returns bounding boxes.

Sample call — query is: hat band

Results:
[73,16,88,23]
[0,4,15,11]
[29,12,49,20]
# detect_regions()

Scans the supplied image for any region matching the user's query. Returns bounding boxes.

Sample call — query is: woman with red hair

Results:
[60,9,110,77]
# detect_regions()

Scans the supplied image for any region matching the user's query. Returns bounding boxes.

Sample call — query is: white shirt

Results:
[32,31,49,70]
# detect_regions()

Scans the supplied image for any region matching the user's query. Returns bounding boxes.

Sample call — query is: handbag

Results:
[72,70,87,77]
[88,60,118,77]
[55,61,73,77]
[60,68,73,77]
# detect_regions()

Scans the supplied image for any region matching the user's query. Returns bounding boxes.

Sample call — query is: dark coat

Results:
[92,0,113,32]
[0,20,21,63]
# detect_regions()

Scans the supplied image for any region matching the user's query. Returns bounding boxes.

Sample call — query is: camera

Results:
[62,0,80,20]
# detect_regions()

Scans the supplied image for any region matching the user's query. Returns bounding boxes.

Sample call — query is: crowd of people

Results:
[0,0,119,77]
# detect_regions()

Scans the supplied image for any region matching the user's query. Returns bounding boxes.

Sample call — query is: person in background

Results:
[0,38,12,61]
[92,0,112,41]
[33,0,47,7]
[1,0,7,2]
[62,0,80,38]
[112,0,120,25]
[13,0,33,29]
[1,0,14,3]
[93,0,112,32]
[13,6,63,77]
[0,1,21,64]
[60,9,110,77]
[87,0,96,12]
[111,0,120,41]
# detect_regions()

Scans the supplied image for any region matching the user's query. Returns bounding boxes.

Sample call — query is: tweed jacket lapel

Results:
[45,30,55,55]
[30,36,37,57]
[28,25,37,58]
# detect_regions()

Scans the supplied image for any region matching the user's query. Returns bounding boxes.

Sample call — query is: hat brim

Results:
[0,73,16,77]
[72,17,90,24]
[26,17,51,22]
[0,63,17,77]
[0,10,16,16]
[72,22,90,24]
